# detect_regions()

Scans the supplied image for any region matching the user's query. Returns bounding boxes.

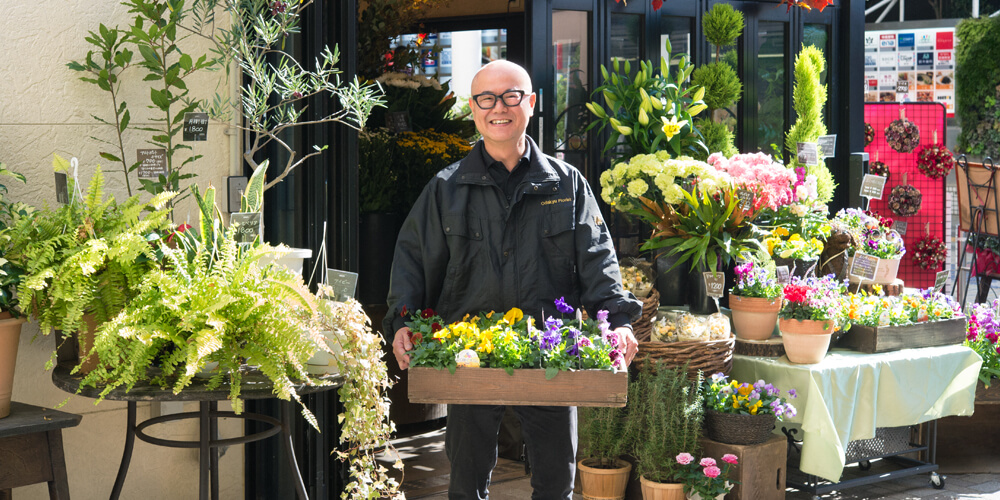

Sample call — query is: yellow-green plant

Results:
[587,39,709,162]
[785,44,834,204]
[7,157,176,345]
[0,161,32,316]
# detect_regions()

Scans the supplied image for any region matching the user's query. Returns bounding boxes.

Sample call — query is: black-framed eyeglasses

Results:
[472,90,526,110]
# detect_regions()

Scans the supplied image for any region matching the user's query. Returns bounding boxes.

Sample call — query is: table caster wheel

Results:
[859,460,871,471]
[930,472,945,489]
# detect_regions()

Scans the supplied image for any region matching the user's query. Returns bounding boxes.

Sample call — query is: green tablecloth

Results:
[730,345,982,483]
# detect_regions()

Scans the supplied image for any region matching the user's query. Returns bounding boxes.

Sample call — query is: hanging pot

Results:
[729,295,781,340]
[655,253,689,307]
[578,458,632,500]
[0,313,27,419]
[779,318,834,364]
[358,212,403,306]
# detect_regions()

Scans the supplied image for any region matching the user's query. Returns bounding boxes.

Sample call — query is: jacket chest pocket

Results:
[442,215,483,241]
[541,207,576,252]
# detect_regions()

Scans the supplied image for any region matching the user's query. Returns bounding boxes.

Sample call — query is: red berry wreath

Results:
[912,235,946,270]
[915,143,956,180]
[885,118,920,153]
[888,184,922,217]
[864,122,875,147]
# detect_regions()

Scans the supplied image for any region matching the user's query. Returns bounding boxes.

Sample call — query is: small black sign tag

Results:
[818,135,837,158]
[797,142,819,166]
[860,174,888,200]
[326,269,359,302]
[934,270,950,293]
[892,220,908,235]
[137,149,168,179]
[183,112,209,141]
[385,111,412,133]
[230,212,262,245]
[703,271,725,299]
[55,172,69,204]
[775,266,791,285]
[850,253,879,281]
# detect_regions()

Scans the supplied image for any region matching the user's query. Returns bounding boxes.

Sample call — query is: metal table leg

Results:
[210,401,219,500]
[199,402,210,500]
[110,402,137,500]
[281,401,309,500]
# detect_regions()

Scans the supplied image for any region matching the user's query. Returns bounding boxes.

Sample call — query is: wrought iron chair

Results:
[954,155,1000,306]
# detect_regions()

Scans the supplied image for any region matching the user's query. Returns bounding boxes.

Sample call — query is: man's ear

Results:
[528,92,537,114]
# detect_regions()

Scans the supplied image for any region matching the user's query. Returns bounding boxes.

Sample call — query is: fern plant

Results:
[6,157,176,342]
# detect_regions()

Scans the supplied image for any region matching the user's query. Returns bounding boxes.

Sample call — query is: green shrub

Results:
[786,44,835,204]
[956,17,1000,158]
[692,62,743,112]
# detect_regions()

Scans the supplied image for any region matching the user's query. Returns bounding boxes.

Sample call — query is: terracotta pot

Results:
[640,476,685,500]
[779,318,834,364]
[729,295,781,340]
[578,458,632,500]
[0,313,28,419]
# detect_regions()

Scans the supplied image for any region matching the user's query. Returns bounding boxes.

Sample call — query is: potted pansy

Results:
[728,262,783,340]
[778,275,849,363]
[702,372,797,445]
[831,209,906,285]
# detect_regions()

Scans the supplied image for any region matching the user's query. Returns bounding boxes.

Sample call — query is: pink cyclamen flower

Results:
[722,454,739,465]
[700,457,717,468]
[703,465,722,478]
[676,453,694,465]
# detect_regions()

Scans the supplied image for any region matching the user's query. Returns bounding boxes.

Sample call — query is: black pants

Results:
[446,404,577,500]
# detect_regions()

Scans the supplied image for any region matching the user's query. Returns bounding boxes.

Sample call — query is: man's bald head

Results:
[471,60,533,95]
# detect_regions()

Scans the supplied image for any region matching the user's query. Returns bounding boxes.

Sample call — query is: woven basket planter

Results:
[633,337,735,381]
[632,288,660,342]
[703,409,777,445]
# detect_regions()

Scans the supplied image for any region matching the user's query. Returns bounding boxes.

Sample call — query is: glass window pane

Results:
[553,10,590,164]
[611,13,642,67]
[757,21,786,157]
[659,16,693,65]
[394,29,508,100]
[803,24,829,85]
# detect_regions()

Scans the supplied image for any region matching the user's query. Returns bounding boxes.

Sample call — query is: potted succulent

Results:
[728,262,782,341]
[5,160,175,374]
[623,363,704,500]
[578,405,632,500]
[778,275,849,363]
[701,372,797,446]
[0,161,32,419]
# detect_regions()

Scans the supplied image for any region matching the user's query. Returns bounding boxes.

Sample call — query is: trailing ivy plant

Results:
[785,44,835,205]
[6,157,176,349]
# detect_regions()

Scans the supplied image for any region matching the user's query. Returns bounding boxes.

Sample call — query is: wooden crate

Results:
[407,367,627,407]
[837,317,967,353]
[699,435,786,500]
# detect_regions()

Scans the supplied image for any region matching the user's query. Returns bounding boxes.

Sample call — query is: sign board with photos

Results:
[864,27,956,116]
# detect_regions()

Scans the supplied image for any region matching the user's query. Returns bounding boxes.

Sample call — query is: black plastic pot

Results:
[655,253,689,307]
[357,212,403,306]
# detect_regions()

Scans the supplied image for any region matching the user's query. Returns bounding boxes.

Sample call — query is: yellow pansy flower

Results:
[503,308,524,324]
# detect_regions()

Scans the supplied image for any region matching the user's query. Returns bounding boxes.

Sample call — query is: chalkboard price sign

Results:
[934,270,950,293]
[230,212,262,245]
[326,269,359,302]
[137,149,168,179]
[55,172,69,204]
[850,253,879,281]
[737,189,755,212]
[703,272,725,299]
[892,220,908,235]
[796,142,819,166]
[860,174,887,200]
[183,112,209,141]
[775,266,791,284]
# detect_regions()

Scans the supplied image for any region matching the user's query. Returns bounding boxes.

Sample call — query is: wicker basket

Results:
[632,336,735,380]
[632,288,660,342]
[704,409,777,445]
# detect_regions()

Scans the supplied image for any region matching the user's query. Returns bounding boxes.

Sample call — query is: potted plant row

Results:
[839,288,965,353]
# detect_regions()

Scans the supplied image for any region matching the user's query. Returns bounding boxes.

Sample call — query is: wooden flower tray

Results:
[407,367,627,407]
[837,317,967,353]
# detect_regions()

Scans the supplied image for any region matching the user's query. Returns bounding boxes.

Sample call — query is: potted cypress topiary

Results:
[578,405,632,500]
[623,362,704,500]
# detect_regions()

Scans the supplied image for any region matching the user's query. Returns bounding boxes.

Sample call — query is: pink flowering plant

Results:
[675,453,739,498]
[405,298,626,376]
[731,261,782,299]
[779,275,849,328]
[965,300,1000,385]
[707,152,796,212]
[704,372,798,419]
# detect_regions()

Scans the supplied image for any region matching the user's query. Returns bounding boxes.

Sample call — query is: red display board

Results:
[864,102,948,288]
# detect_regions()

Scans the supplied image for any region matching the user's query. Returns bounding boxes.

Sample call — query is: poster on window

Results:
[864,27,956,117]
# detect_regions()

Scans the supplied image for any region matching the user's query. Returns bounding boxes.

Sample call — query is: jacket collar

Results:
[455,136,560,186]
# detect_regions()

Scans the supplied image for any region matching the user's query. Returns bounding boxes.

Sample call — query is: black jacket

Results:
[383,136,641,337]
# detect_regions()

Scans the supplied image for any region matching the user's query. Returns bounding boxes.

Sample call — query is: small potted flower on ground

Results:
[728,262,783,340]
[675,452,739,500]
[702,372,797,445]
[778,275,849,363]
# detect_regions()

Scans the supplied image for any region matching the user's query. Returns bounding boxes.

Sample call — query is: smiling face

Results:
[469,61,536,157]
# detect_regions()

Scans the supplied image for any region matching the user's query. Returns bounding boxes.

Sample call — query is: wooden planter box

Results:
[407,367,627,407]
[837,317,967,353]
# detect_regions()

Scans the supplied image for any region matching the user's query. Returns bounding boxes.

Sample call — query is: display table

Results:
[730,345,981,485]
[51,363,342,500]
[0,402,81,499]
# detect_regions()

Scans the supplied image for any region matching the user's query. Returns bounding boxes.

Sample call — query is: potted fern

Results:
[623,362,704,500]
[0,161,32,418]
[5,158,175,374]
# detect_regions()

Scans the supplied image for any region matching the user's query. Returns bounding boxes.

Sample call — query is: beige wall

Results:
[0,2,242,499]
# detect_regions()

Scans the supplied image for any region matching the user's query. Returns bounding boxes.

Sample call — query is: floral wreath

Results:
[912,235,946,270]
[869,160,889,179]
[888,183,922,217]
[885,118,920,153]
[915,143,956,180]
[864,122,875,147]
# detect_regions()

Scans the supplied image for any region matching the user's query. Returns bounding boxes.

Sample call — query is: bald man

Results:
[384,60,641,500]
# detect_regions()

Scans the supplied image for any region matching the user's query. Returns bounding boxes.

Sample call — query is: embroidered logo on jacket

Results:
[540,198,571,206]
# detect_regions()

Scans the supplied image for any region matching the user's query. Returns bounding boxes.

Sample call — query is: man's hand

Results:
[615,327,639,367]
[392,327,414,370]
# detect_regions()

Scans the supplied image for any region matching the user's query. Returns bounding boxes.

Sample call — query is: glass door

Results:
[552,10,591,175]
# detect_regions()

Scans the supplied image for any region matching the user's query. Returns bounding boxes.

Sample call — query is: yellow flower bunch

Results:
[598,152,731,214]
[764,226,825,260]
